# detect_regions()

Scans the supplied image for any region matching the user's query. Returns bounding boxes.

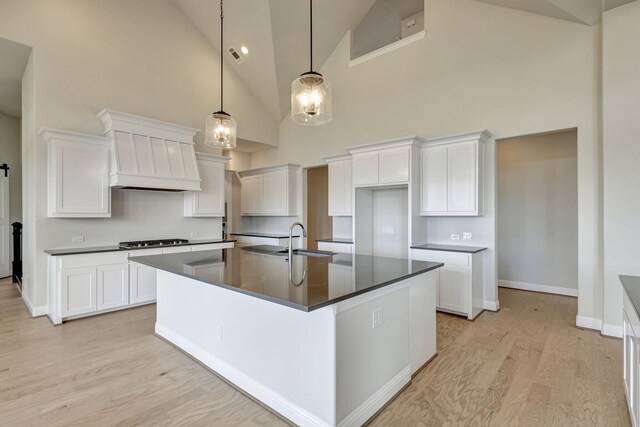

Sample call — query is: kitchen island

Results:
[130,248,443,427]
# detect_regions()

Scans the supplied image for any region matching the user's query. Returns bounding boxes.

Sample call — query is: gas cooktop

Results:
[119,239,189,249]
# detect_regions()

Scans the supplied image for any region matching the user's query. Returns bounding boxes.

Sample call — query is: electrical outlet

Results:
[463,232,472,241]
[72,236,85,243]
[372,309,384,329]
[190,231,200,237]
[382,226,394,235]
[216,325,223,343]
[450,234,460,241]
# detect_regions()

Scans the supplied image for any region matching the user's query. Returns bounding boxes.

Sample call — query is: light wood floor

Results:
[0,277,630,426]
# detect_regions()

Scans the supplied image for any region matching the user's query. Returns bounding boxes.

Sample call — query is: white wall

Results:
[0,0,279,309]
[602,1,640,335]
[497,130,578,291]
[252,0,602,324]
[0,112,21,223]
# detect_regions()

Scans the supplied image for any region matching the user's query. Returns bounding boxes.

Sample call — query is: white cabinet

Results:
[326,155,352,216]
[97,264,129,310]
[130,262,158,305]
[351,146,411,187]
[48,242,235,323]
[61,267,97,317]
[240,165,299,216]
[42,129,111,218]
[624,290,640,427]
[420,130,491,216]
[318,241,353,254]
[241,175,263,214]
[410,248,484,320]
[184,153,228,217]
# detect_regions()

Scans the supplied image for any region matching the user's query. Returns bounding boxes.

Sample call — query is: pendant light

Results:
[291,0,332,126]
[205,0,237,149]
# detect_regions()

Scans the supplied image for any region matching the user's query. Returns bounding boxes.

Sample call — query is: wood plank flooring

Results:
[0,278,630,426]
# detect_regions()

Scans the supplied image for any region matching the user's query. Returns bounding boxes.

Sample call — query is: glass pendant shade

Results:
[205,111,237,149]
[291,71,332,126]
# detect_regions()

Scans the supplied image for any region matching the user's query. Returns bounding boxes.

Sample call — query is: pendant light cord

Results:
[220,0,224,111]
[309,0,313,72]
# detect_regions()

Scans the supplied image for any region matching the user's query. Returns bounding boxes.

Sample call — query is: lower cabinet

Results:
[49,241,235,324]
[61,267,97,318]
[318,241,353,254]
[97,264,129,310]
[624,291,640,427]
[130,262,158,305]
[410,248,484,320]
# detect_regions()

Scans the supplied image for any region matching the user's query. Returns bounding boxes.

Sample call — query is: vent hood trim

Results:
[97,109,202,192]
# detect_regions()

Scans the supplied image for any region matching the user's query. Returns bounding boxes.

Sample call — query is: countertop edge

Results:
[44,240,237,256]
[316,238,354,244]
[410,244,488,254]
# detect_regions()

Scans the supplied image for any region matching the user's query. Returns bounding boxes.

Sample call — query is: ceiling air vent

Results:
[228,47,244,64]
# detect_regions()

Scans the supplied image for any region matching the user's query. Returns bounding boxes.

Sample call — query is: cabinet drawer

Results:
[410,249,470,267]
[61,251,129,269]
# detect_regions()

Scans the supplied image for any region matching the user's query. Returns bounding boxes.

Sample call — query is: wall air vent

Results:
[228,47,244,64]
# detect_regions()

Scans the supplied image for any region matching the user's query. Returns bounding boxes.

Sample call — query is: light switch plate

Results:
[372,309,384,329]
[451,234,460,241]
[463,232,472,241]
[72,236,85,243]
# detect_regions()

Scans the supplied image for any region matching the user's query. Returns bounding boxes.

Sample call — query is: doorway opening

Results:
[306,165,332,251]
[497,129,578,297]
[0,37,31,284]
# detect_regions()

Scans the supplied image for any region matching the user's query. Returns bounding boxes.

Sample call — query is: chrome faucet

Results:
[289,222,307,260]
[288,222,308,286]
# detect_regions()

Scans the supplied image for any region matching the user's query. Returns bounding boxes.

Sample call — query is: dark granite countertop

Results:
[44,239,236,256]
[411,243,488,254]
[621,275,640,319]
[231,232,299,239]
[130,248,443,312]
[316,238,354,244]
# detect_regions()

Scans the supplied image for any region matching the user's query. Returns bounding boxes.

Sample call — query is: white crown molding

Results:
[238,163,301,177]
[39,128,110,146]
[422,129,494,147]
[345,135,425,154]
[97,109,199,143]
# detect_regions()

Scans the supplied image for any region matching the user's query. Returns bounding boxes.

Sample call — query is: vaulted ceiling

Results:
[0,38,31,119]
[175,0,636,126]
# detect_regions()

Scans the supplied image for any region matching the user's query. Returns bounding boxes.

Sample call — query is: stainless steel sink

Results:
[290,249,335,257]
[242,245,335,257]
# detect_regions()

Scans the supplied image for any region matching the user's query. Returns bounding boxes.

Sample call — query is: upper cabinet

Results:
[325,154,352,216]
[42,129,111,218]
[239,164,300,216]
[420,130,491,216]
[184,153,229,217]
[348,137,422,187]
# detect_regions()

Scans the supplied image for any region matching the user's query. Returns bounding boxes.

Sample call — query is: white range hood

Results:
[97,109,201,191]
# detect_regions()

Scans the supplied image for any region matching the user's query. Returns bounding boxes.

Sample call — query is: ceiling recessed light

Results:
[240,46,249,55]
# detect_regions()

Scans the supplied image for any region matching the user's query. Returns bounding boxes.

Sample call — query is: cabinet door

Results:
[97,264,129,310]
[344,160,352,214]
[422,146,448,214]
[379,147,410,184]
[186,160,224,217]
[242,175,263,215]
[438,266,469,314]
[61,267,97,317]
[130,263,158,304]
[49,140,110,217]
[352,153,379,186]
[263,170,288,215]
[328,161,346,215]
[447,142,477,213]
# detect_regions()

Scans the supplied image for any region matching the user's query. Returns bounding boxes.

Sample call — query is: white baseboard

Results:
[338,366,411,427]
[22,293,48,317]
[156,323,331,427]
[602,323,623,338]
[484,300,500,311]
[576,315,602,331]
[499,280,578,297]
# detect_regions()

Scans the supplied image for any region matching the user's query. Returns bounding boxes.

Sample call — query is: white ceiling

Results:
[174,0,376,122]
[0,38,31,119]
[472,0,610,24]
